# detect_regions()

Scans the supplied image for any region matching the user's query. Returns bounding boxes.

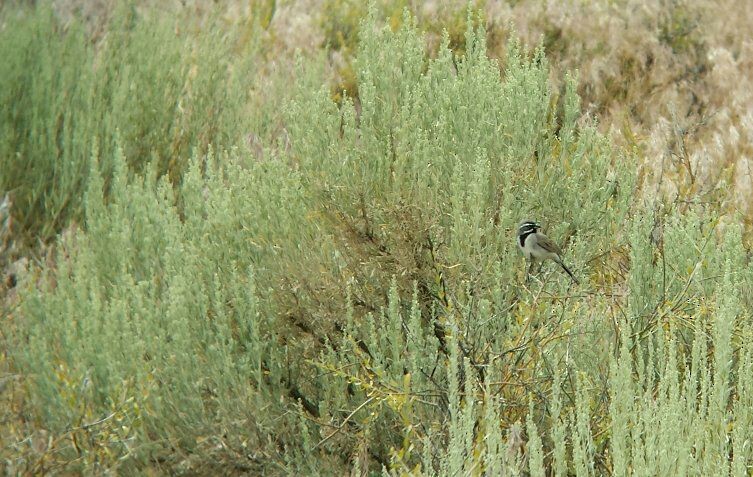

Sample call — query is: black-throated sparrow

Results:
[517,221,579,284]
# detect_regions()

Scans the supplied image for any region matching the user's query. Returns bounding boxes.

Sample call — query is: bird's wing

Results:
[535,233,563,255]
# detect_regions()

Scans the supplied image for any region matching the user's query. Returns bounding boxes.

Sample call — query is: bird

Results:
[517,221,579,284]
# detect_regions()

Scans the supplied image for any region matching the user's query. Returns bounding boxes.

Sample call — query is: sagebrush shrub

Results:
[5,4,753,475]
[0,4,252,246]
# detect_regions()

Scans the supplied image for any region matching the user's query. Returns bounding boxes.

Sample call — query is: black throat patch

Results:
[519,230,535,248]
[518,222,538,248]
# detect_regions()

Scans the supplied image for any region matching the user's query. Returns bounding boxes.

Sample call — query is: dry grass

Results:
[476,0,752,219]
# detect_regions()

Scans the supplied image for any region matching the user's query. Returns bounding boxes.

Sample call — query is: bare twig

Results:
[313,396,376,450]
[76,410,118,431]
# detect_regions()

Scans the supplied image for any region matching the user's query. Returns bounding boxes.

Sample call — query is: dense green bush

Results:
[0,4,253,246]
[11,144,317,472]
[0,8,94,244]
[4,4,753,475]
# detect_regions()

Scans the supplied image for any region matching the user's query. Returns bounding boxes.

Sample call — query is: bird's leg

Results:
[527,260,536,281]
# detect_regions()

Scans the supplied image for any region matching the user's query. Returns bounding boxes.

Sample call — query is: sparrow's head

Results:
[518,220,540,236]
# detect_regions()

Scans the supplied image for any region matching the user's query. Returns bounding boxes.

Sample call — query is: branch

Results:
[313,396,375,450]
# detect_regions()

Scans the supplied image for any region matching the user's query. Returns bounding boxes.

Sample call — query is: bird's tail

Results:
[558,261,579,284]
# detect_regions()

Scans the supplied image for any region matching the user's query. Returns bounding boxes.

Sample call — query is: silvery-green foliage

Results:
[627,214,662,323]
[605,221,753,475]
[283,12,636,443]
[572,375,594,477]
[9,3,753,475]
[13,144,314,468]
[732,339,753,476]
[609,317,633,477]
[551,366,569,477]
[0,8,93,242]
[285,6,633,300]
[483,375,506,477]
[0,5,253,245]
[442,321,463,477]
[527,400,546,477]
